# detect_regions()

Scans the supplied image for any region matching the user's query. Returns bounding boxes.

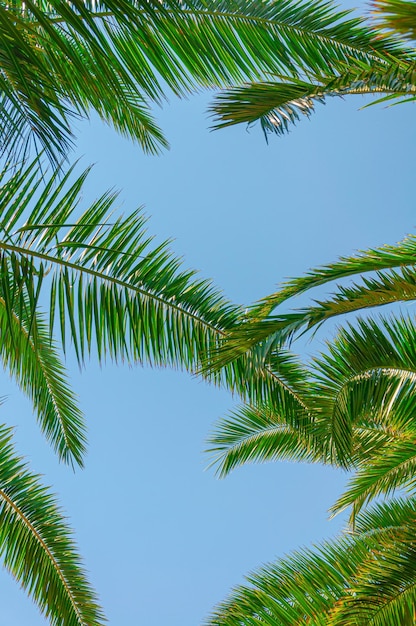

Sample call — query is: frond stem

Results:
[24,6,400,65]
[1,243,308,410]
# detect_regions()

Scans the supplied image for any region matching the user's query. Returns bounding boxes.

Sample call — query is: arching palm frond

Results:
[311,316,416,525]
[0,158,319,462]
[0,158,239,364]
[205,232,416,375]
[208,316,416,517]
[208,0,416,142]
[0,424,105,626]
[331,502,416,626]
[207,538,355,626]
[207,400,326,478]
[210,59,416,137]
[330,439,416,524]
[256,232,416,317]
[1,0,411,164]
[310,315,416,463]
[207,496,416,626]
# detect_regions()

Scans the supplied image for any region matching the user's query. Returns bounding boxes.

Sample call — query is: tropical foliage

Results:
[0,423,105,626]
[6,0,385,620]
[206,233,416,624]
[207,496,416,625]
[204,5,416,620]
[3,0,415,623]
[0,153,253,623]
[210,0,416,140]
[1,0,411,164]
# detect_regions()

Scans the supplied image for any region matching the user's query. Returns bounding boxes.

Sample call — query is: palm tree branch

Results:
[206,235,416,372]
[0,487,83,622]
[0,160,310,419]
[207,402,324,477]
[331,442,416,522]
[210,63,416,134]
[1,241,231,335]
[307,316,416,464]
[3,0,412,163]
[0,425,104,625]
[26,0,410,64]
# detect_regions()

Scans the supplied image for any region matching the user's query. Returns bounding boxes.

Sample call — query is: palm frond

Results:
[207,401,327,477]
[331,441,416,522]
[310,315,416,464]
[1,0,412,163]
[206,535,363,626]
[353,495,416,534]
[0,159,314,431]
[210,59,416,136]
[333,498,416,625]
[256,232,416,317]
[208,314,416,501]
[205,232,416,373]
[0,424,105,625]
[211,79,324,137]
[208,495,416,626]
[0,159,238,364]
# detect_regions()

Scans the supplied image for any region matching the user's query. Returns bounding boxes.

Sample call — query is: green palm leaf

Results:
[207,401,327,478]
[208,316,416,512]
[259,233,416,313]
[1,0,410,163]
[0,158,239,364]
[210,59,416,136]
[206,535,363,626]
[375,0,416,40]
[207,497,416,626]
[0,424,105,625]
[331,441,416,523]
[205,232,416,373]
[310,316,416,462]
[332,511,416,625]
[0,158,316,453]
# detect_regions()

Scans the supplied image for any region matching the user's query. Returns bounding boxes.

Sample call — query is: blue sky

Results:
[2,51,416,625]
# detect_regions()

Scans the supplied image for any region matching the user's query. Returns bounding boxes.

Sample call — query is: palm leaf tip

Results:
[210,81,322,138]
[0,424,105,625]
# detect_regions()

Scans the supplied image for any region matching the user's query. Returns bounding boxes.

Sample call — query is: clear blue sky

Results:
[1,37,416,625]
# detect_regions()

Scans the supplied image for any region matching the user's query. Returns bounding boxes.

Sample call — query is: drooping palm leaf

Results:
[0,158,317,456]
[1,0,411,163]
[331,439,416,524]
[208,316,416,513]
[210,59,416,137]
[207,495,416,626]
[0,424,105,625]
[205,232,416,374]
[207,401,329,478]
[0,158,237,363]
[256,232,416,317]
[310,315,416,463]
[206,538,353,626]
[331,503,416,625]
